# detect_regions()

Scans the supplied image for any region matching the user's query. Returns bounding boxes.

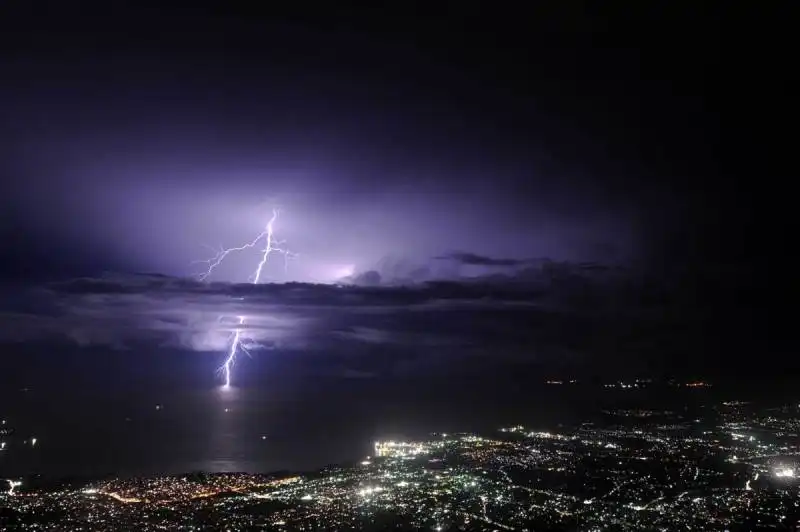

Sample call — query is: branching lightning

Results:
[6,479,21,496]
[195,208,294,387]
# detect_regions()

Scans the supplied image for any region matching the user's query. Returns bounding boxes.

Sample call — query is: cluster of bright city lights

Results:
[5,394,800,530]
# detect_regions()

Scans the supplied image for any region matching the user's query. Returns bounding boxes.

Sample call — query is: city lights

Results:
[4,400,800,530]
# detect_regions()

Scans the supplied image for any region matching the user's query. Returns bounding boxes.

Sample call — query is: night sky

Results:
[0,3,792,386]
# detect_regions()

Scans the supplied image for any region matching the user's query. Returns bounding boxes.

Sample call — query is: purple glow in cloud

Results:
[2,137,638,284]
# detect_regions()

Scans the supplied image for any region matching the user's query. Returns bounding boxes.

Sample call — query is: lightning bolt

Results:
[6,479,21,496]
[195,208,294,387]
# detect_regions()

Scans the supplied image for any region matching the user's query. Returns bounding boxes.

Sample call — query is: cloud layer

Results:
[0,269,634,370]
[0,261,766,380]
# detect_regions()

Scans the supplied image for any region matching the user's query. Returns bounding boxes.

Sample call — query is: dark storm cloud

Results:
[0,4,783,381]
[0,260,772,376]
[0,272,625,367]
[435,252,530,267]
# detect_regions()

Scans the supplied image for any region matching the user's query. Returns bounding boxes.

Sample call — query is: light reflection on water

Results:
[199,385,266,473]
[2,380,586,478]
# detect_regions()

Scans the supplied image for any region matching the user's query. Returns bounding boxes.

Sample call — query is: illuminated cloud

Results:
[0,271,611,361]
[0,262,728,379]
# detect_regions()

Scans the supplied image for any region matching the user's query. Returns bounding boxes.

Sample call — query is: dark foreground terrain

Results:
[3,390,800,531]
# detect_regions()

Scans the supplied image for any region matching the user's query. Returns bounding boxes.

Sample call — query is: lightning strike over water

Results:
[196,209,293,387]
